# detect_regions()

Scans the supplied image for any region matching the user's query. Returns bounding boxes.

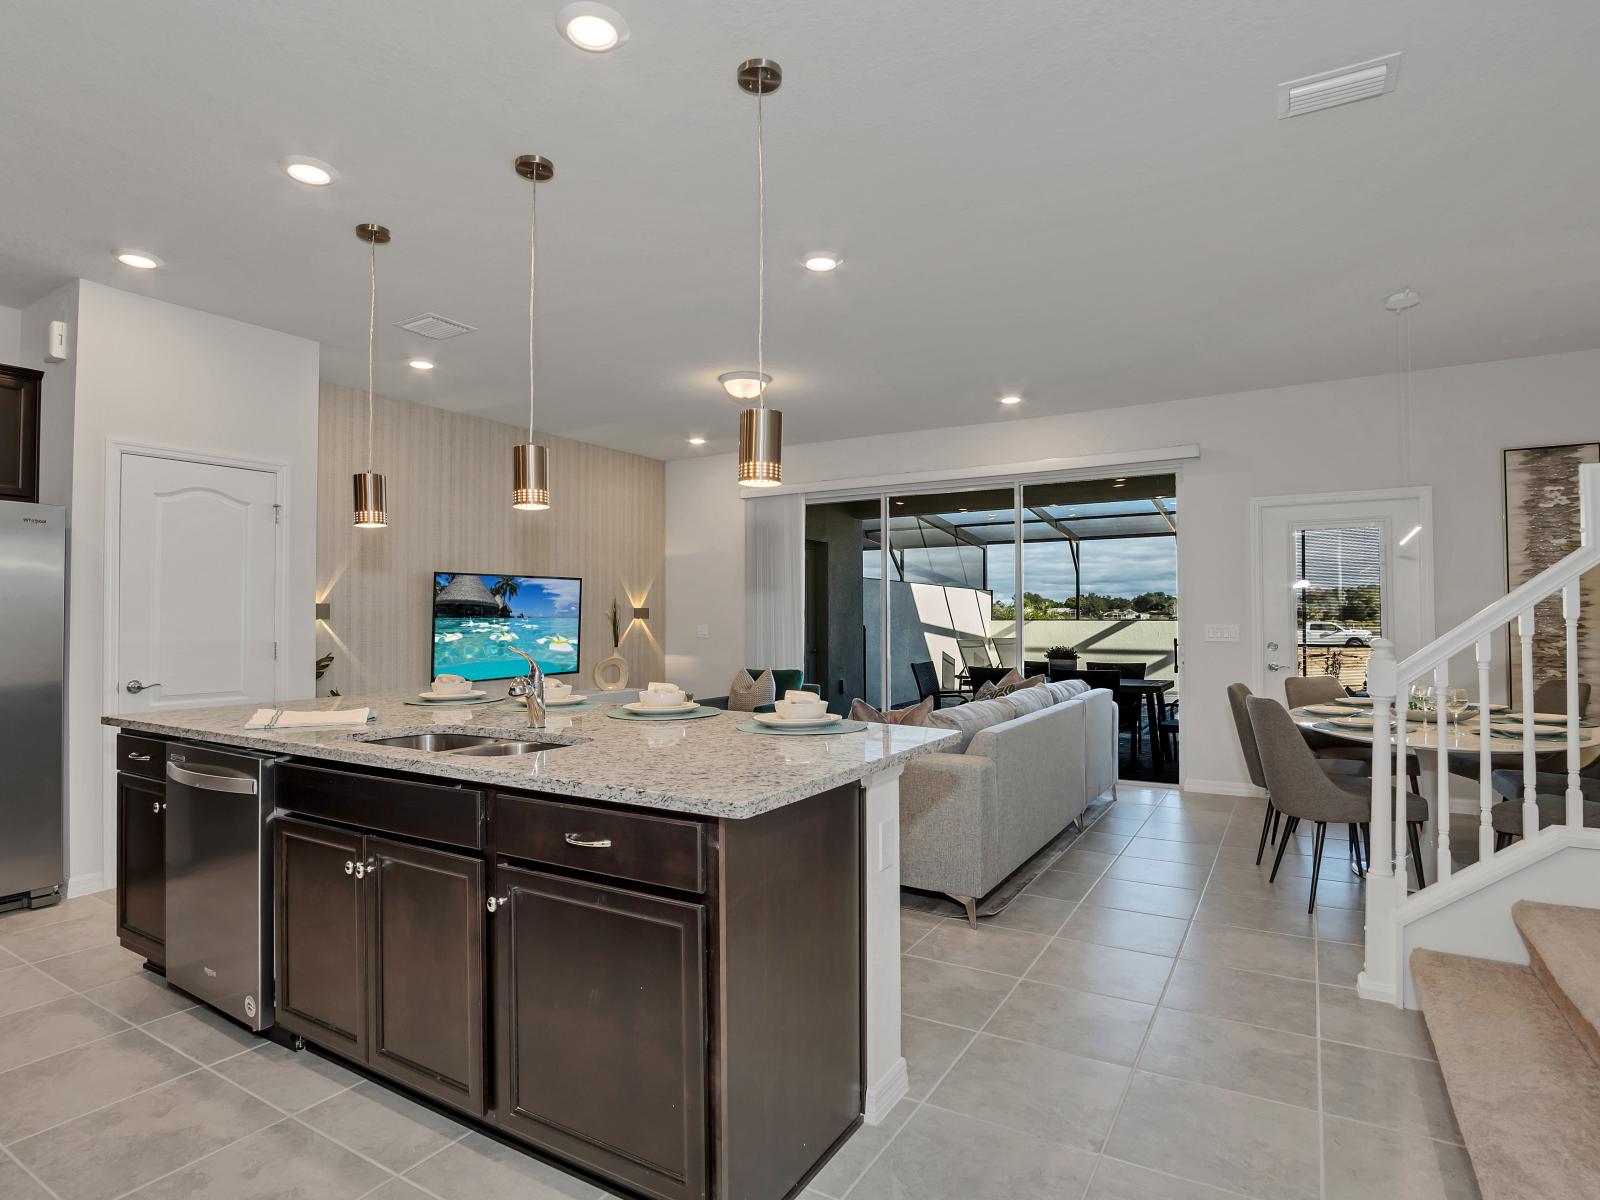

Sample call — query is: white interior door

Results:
[116,453,281,714]
[1256,491,1433,703]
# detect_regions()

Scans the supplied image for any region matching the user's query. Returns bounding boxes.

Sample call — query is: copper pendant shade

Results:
[353,223,391,529]
[735,58,783,489]
[513,154,554,511]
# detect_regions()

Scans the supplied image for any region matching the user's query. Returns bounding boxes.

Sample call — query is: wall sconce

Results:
[315,602,332,622]
[632,607,650,621]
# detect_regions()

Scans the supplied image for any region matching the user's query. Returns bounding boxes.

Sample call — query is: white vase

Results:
[594,653,629,692]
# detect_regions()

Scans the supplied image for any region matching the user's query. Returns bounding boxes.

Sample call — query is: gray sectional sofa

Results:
[899,679,1118,925]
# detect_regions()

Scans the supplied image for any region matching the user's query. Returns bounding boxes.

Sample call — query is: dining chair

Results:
[1285,674,1423,791]
[1446,678,1593,782]
[1087,661,1147,679]
[1488,765,1600,848]
[1247,695,1430,910]
[1533,679,1593,716]
[1068,668,1144,753]
[1227,684,1280,865]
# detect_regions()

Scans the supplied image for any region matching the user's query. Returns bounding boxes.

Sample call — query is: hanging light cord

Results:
[528,174,538,441]
[366,235,376,473]
[755,80,766,409]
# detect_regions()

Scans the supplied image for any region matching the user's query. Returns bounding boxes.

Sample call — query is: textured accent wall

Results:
[316,383,665,696]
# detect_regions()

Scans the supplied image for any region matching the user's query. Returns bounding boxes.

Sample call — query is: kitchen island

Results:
[104,693,955,1200]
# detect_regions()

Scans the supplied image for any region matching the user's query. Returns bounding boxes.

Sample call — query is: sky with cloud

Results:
[986,538,1178,602]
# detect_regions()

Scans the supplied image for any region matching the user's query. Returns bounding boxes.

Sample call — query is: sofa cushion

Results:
[1002,686,1055,719]
[927,696,1015,752]
[850,696,937,726]
[1045,679,1090,704]
[974,668,1047,700]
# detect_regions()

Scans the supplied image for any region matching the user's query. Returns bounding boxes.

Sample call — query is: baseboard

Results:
[1356,970,1397,1006]
[66,872,106,898]
[1178,778,1262,798]
[863,1055,909,1125]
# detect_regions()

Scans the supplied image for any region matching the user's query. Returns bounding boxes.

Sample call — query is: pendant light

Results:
[735,58,783,488]
[512,154,554,511]
[353,223,391,529]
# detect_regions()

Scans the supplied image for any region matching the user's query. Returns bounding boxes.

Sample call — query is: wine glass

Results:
[1445,687,1469,730]
[1408,684,1434,717]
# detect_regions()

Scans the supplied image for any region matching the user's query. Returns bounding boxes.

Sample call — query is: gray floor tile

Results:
[1089,1156,1246,1199]
[1024,867,1100,903]
[1026,938,1173,1005]
[1104,1072,1321,1200]
[214,1042,363,1113]
[980,893,1075,936]
[0,996,129,1073]
[0,1152,52,1200]
[1135,816,1229,845]
[900,955,1016,1029]
[1207,863,1364,910]
[34,943,148,992]
[1318,983,1437,1059]
[1318,940,1364,988]
[128,1118,387,1200]
[80,973,197,1025]
[1180,922,1317,981]
[1322,1114,1481,1200]
[1160,793,1239,815]
[300,1080,467,1172]
[1104,855,1213,889]
[0,963,73,1018]
[1195,891,1319,939]
[900,909,941,951]
[848,1100,1098,1200]
[0,908,118,964]
[1319,1040,1462,1142]
[929,1032,1128,1152]
[1095,814,1154,837]
[911,923,1050,977]
[0,898,110,937]
[1314,905,1364,945]
[142,1005,261,1064]
[1053,847,1118,875]
[10,1070,279,1200]
[1122,838,1219,864]
[901,1016,974,1100]
[986,979,1153,1067]
[405,1131,604,1199]
[1061,904,1189,956]
[1138,1008,1319,1109]
[1161,959,1317,1036]
[1075,831,1133,855]
[806,1097,913,1198]
[1087,878,1200,920]
[0,1028,195,1144]
[363,1182,436,1200]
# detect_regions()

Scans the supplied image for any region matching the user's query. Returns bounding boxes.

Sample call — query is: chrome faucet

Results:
[506,647,546,730]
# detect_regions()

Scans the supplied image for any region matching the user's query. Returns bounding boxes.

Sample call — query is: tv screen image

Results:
[431,573,582,681]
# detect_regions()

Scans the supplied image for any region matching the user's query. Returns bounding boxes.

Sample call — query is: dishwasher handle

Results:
[166,759,260,795]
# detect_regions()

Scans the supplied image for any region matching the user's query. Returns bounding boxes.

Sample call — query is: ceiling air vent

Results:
[1278,53,1401,119]
[395,312,477,340]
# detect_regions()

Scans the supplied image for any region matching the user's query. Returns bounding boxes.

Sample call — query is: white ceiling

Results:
[3,1,1599,461]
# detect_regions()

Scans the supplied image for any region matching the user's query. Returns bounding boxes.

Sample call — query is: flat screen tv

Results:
[431,572,582,681]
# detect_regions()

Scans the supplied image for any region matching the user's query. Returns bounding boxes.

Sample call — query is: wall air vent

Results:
[1278,53,1401,119]
[395,313,477,339]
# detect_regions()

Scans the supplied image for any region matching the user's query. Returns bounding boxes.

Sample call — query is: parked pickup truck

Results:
[1302,621,1374,647]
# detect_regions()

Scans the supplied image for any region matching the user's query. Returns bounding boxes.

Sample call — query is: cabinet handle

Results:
[127,752,152,763]
[344,860,355,876]
[486,895,510,913]
[563,834,613,849]
[351,858,378,879]
[152,801,162,814]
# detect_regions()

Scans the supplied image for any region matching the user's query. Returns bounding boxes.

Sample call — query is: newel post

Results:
[1358,637,1402,1006]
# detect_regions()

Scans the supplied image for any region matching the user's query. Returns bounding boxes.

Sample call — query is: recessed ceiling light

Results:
[718,370,771,401]
[283,157,336,186]
[115,251,161,270]
[687,436,707,446]
[803,254,841,273]
[557,3,628,52]
[409,359,435,370]
[998,394,1023,406]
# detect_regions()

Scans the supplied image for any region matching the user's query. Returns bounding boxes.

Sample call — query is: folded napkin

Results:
[246,707,374,730]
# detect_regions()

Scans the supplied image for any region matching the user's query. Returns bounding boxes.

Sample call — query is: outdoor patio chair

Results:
[910,660,967,708]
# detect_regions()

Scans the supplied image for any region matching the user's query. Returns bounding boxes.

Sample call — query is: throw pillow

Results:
[727,668,777,712]
[974,669,1046,700]
[849,696,935,726]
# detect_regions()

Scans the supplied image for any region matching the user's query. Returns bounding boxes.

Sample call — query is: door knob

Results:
[152,800,162,814]
[486,895,510,913]
[125,680,163,694]
[1267,663,1289,672]
[344,860,355,876]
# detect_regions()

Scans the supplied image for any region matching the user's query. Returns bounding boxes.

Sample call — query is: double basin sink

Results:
[362,732,563,758]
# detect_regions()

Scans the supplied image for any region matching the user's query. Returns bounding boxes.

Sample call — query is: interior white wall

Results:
[63,281,320,893]
[18,283,79,508]
[0,305,20,363]
[665,347,1600,793]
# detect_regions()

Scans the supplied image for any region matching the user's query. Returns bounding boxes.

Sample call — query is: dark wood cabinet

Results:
[0,364,42,504]
[275,818,368,1059]
[493,864,707,1200]
[116,774,166,965]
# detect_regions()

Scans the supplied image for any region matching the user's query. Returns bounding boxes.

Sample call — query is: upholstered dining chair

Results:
[1488,764,1600,849]
[1446,678,1593,782]
[1227,683,1279,865]
[1247,695,1430,911]
[1284,674,1423,792]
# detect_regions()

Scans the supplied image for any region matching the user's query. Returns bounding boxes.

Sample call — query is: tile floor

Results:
[0,785,1482,1200]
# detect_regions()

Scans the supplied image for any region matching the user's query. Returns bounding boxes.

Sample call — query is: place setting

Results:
[607,682,722,721]
[525,677,603,713]
[404,673,507,707]
[737,690,866,737]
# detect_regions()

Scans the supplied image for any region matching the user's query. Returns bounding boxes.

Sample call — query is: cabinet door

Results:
[274,818,367,1057]
[116,774,165,964]
[493,865,708,1200]
[367,837,486,1114]
[0,365,41,502]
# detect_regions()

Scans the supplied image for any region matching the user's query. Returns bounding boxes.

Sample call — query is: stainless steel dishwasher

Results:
[164,743,280,1030]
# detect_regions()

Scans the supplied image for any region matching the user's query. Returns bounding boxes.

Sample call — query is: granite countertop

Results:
[103,692,957,818]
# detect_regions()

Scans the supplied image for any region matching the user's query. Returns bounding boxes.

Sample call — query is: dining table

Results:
[1120,677,1176,771]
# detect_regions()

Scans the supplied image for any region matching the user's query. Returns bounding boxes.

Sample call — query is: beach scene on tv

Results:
[432,573,582,680]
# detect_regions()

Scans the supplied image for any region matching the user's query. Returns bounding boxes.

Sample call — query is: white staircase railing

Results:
[1360,462,1600,1006]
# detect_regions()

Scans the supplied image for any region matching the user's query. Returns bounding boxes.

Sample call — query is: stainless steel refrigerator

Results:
[0,503,65,908]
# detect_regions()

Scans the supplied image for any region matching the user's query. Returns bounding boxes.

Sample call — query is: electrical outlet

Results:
[1205,623,1240,642]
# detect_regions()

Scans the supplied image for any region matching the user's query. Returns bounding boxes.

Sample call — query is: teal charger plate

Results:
[736,719,867,736]
[606,706,722,722]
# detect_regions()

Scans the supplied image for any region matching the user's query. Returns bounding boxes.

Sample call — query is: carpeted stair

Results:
[1410,901,1600,1199]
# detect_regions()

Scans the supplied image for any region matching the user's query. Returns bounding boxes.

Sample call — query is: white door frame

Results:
[100,439,292,886]
[1249,486,1436,695]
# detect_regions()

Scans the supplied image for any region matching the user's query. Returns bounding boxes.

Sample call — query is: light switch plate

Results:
[695,624,709,639]
[1205,623,1240,642]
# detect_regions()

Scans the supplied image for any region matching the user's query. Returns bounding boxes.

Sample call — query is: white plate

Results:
[623,700,698,714]
[753,711,841,727]
[543,694,586,706]
[416,690,487,702]
[1303,703,1352,716]
[1327,715,1376,729]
